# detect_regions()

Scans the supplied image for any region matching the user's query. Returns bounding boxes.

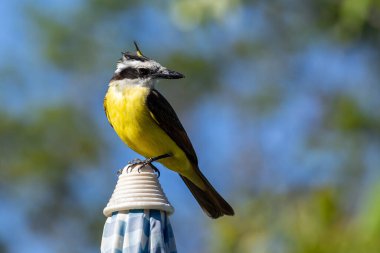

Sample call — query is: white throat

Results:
[109,78,156,89]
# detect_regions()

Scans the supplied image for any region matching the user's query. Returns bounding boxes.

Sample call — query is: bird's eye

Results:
[139,68,150,77]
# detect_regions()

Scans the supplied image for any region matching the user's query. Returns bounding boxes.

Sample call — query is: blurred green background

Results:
[1,0,380,252]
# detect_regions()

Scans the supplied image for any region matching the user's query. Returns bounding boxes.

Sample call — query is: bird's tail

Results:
[180,170,234,219]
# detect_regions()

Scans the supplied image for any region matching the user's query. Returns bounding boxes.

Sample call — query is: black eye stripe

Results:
[111,67,154,81]
[138,68,151,77]
[111,67,139,80]
[120,68,139,79]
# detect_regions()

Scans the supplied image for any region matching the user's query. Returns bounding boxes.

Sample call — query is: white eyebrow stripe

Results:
[115,60,160,73]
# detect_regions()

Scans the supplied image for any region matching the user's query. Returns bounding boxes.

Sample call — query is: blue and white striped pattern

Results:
[101,210,177,253]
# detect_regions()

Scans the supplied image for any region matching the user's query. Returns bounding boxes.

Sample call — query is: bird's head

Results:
[111,42,184,86]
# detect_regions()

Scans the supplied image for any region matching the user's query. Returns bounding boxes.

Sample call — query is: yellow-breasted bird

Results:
[104,42,234,218]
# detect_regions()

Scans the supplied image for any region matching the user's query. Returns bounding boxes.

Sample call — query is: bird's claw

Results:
[126,158,144,173]
[149,164,161,178]
[116,159,142,175]
[117,168,124,175]
[136,159,160,177]
[124,154,169,177]
[128,158,143,165]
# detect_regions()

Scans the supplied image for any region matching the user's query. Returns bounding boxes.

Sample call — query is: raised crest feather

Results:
[134,41,144,57]
[118,42,150,62]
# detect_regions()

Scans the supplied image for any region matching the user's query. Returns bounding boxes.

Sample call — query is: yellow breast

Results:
[104,83,152,151]
[104,81,192,174]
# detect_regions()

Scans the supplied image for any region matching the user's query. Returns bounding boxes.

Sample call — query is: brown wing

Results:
[146,89,198,165]
[147,89,234,218]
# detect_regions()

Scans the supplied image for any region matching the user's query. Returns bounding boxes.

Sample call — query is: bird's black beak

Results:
[153,68,185,79]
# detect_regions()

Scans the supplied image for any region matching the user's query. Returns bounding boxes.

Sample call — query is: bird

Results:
[104,42,234,218]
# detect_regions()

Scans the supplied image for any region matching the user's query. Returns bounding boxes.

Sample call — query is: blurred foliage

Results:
[1,0,380,252]
[0,106,103,181]
[313,0,380,42]
[330,95,380,133]
[0,106,106,252]
[212,186,380,253]
[169,0,240,29]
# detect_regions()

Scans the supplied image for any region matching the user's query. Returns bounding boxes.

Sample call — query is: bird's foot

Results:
[117,168,124,175]
[136,163,161,178]
[125,154,172,177]
[128,158,143,166]
[117,161,141,175]
[125,158,144,174]
[149,164,161,178]
[139,153,172,168]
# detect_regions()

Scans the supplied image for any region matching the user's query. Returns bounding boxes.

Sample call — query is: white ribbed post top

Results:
[103,163,174,217]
